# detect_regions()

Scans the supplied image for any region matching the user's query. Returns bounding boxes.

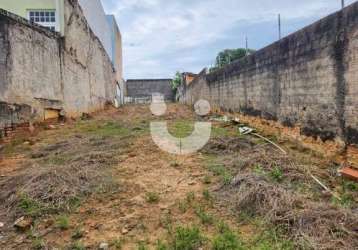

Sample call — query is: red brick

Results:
[339,167,358,182]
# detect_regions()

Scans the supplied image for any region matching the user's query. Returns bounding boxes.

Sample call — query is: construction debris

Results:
[13,217,32,231]
[339,167,358,182]
[238,126,254,135]
[212,114,287,154]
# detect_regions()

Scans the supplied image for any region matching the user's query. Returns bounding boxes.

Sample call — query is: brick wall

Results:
[0,0,116,129]
[180,2,358,145]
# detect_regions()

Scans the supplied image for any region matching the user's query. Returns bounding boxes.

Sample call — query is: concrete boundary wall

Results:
[126,79,175,102]
[180,2,358,146]
[0,0,116,130]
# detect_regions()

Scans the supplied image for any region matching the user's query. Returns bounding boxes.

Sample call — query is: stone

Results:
[0,222,4,228]
[188,180,196,185]
[48,125,57,130]
[121,227,129,235]
[14,217,33,231]
[99,242,109,250]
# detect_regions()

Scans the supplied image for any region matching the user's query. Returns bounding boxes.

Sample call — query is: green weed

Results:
[18,194,45,218]
[195,207,214,225]
[111,238,125,249]
[186,192,196,204]
[202,189,212,201]
[251,227,295,250]
[31,237,45,250]
[56,215,70,230]
[342,180,358,192]
[212,229,244,250]
[156,240,169,250]
[146,192,160,203]
[137,242,149,250]
[178,201,189,213]
[172,226,205,250]
[269,166,284,182]
[68,241,85,250]
[71,227,84,239]
[168,120,194,138]
[207,164,233,185]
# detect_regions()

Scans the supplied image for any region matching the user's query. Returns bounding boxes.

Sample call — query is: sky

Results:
[101,0,357,79]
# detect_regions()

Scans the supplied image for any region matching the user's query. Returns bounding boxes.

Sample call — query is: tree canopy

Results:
[171,71,182,90]
[212,48,255,71]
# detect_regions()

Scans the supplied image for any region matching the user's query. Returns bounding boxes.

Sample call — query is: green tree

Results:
[171,71,182,90]
[214,48,255,69]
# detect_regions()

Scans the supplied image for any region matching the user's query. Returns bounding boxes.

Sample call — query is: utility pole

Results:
[278,14,282,40]
[341,0,345,9]
[245,36,249,56]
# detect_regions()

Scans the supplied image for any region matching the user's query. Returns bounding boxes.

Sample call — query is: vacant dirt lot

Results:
[0,104,357,250]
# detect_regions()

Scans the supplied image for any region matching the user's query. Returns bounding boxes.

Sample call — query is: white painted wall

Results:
[78,0,112,62]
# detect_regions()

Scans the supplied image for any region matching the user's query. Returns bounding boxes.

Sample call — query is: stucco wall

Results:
[78,0,112,62]
[180,2,358,145]
[106,15,123,82]
[0,0,115,128]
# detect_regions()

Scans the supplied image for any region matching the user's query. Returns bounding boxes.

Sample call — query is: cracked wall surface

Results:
[0,0,115,129]
[180,2,358,145]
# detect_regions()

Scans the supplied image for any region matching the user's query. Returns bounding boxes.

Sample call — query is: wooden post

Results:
[341,0,345,9]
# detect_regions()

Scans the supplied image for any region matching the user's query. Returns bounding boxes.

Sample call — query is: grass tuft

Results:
[172,226,205,250]
[56,215,70,230]
[195,206,214,225]
[212,228,244,250]
[146,192,160,203]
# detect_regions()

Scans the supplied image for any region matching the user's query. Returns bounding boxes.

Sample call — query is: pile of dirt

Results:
[222,173,358,249]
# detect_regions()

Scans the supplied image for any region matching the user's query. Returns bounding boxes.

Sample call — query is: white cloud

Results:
[102,0,357,78]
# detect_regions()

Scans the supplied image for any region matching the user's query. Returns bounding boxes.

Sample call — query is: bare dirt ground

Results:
[0,104,357,250]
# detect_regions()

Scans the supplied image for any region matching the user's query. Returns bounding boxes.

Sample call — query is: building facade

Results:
[0,0,65,34]
[77,0,112,63]
[106,15,125,105]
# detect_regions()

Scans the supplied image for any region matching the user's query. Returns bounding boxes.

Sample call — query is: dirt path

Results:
[47,136,209,248]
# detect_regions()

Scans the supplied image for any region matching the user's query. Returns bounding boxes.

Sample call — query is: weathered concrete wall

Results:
[0,0,115,128]
[126,79,175,102]
[181,2,358,145]
[78,0,112,62]
[61,0,115,116]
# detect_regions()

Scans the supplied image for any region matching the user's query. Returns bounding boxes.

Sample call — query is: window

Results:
[28,10,56,31]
